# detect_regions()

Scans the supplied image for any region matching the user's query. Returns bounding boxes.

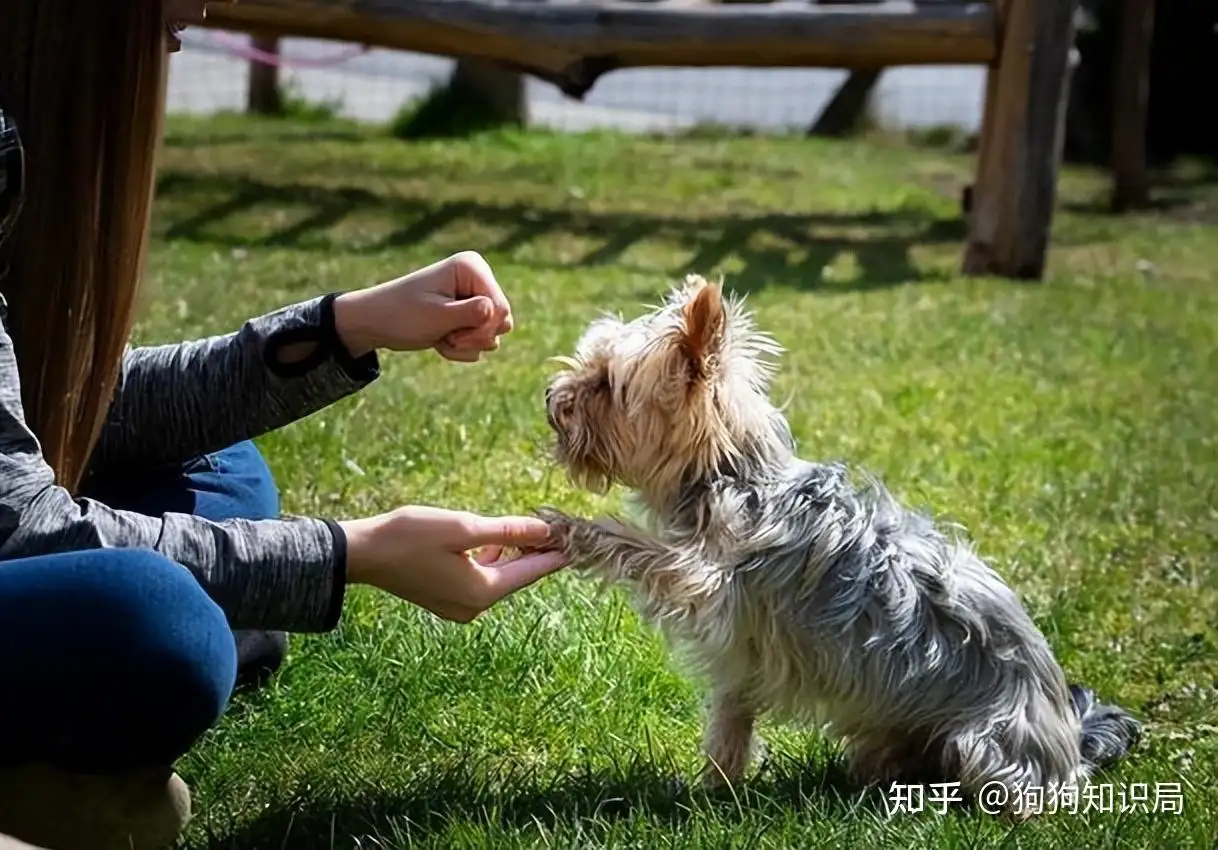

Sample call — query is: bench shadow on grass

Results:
[198,752,885,850]
[162,128,369,151]
[154,170,972,294]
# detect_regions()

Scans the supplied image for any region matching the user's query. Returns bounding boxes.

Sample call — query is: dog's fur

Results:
[537,275,1141,816]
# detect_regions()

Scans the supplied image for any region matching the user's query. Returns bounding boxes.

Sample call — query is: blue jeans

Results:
[0,441,281,773]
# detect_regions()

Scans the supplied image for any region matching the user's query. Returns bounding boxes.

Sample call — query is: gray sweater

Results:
[0,292,380,633]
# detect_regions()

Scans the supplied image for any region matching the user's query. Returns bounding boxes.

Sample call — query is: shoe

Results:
[0,763,190,850]
[232,629,289,690]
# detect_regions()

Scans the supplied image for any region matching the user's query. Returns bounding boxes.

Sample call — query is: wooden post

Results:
[247,36,282,115]
[1110,0,1155,211]
[809,68,885,137]
[963,0,1079,280]
[450,58,528,126]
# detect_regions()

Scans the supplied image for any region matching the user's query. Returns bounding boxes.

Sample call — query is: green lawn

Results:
[148,113,1218,849]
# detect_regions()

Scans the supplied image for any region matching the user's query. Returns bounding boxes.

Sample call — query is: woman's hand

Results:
[339,506,568,622]
[333,251,514,363]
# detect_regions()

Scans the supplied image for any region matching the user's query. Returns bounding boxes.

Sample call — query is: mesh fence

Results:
[170,30,987,135]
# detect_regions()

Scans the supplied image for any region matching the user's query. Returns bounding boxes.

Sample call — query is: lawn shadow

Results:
[154,170,971,294]
[1058,161,1218,223]
[162,126,367,151]
[1060,192,1218,225]
[195,751,883,849]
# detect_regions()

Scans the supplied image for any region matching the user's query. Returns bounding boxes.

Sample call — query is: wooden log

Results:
[809,68,884,136]
[962,0,1078,280]
[1110,0,1155,211]
[200,0,998,99]
[247,36,283,115]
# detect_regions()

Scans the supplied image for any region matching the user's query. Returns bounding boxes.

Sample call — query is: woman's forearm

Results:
[0,319,347,632]
[85,293,380,478]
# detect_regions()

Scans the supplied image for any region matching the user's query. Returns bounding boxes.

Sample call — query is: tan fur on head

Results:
[543,274,786,513]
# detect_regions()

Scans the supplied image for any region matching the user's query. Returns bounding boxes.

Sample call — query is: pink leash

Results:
[188,29,372,68]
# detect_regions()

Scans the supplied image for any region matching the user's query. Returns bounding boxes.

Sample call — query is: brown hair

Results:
[0,0,169,491]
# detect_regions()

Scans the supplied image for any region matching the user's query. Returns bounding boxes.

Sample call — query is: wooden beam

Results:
[1110,0,1155,211]
[962,0,1078,280]
[200,0,997,99]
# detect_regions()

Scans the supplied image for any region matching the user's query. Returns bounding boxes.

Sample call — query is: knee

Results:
[111,549,237,708]
[66,550,238,762]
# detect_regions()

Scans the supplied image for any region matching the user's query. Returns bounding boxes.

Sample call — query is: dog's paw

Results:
[533,505,575,525]
[753,735,773,773]
[531,506,577,553]
[698,762,740,794]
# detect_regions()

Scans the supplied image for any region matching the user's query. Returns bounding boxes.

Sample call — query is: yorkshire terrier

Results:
[536,275,1141,816]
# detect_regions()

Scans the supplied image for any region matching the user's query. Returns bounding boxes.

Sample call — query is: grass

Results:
[146,112,1218,849]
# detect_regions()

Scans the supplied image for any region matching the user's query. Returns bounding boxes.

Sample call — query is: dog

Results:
[535,275,1141,817]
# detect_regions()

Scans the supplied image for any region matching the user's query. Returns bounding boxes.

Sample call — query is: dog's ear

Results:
[679,278,726,378]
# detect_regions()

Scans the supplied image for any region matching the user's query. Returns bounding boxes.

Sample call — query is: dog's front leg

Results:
[534,507,671,580]
[533,507,705,616]
[700,686,761,790]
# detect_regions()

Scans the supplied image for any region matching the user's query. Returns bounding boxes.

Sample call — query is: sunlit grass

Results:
[147,113,1218,849]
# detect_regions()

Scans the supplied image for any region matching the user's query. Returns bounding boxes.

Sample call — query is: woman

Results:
[0,2,568,849]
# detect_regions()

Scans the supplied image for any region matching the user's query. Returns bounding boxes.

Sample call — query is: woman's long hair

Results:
[0,0,168,491]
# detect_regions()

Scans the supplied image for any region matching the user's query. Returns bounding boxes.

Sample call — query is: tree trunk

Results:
[450,58,528,126]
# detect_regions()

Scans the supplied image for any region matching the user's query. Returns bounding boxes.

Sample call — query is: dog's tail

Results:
[1069,683,1143,769]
